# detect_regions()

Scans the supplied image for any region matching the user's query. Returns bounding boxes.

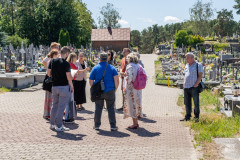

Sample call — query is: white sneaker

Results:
[56,125,70,132]
[50,124,55,130]
[111,127,118,131]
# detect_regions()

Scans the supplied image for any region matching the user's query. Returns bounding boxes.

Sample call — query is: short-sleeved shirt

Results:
[184,62,203,89]
[43,57,51,70]
[48,58,71,86]
[121,57,128,73]
[89,62,118,93]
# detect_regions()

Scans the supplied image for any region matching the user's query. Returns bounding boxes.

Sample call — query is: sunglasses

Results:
[108,54,111,56]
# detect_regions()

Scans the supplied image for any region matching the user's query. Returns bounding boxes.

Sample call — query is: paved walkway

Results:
[0,54,198,160]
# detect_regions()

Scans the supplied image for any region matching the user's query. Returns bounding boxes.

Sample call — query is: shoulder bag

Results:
[90,64,108,102]
[196,63,205,93]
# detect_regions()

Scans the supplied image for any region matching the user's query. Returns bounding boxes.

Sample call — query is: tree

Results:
[215,9,234,37]
[130,30,141,48]
[189,0,214,36]
[0,28,8,46]
[140,27,154,54]
[174,30,189,48]
[74,0,94,47]
[16,0,38,45]
[98,3,121,28]
[59,29,70,46]
[0,0,17,35]
[152,24,160,46]
[234,0,240,14]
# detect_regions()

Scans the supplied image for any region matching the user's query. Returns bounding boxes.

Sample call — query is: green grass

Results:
[177,94,184,106]
[200,90,221,109]
[156,79,174,85]
[177,90,220,109]
[0,87,10,93]
[190,114,240,143]
[177,89,240,144]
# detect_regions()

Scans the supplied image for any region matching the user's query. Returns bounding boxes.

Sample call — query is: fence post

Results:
[168,77,170,88]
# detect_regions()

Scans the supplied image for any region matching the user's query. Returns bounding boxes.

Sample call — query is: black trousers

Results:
[73,80,86,105]
[184,87,200,119]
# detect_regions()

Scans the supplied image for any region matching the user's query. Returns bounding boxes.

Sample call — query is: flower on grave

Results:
[38,62,43,67]
[11,56,16,61]
[17,65,25,72]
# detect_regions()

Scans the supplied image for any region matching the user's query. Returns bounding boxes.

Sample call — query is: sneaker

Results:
[50,124,55,130]
[56,125,70,132]
[194,118,199,123]
[117,107,123,111]
[111,127,118,131]
[180,118,190,122]
[93,126,100,131]
[63,119,75,124]
[43,116,50,120]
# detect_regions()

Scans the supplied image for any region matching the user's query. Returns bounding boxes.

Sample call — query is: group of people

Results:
[42,42,147,132]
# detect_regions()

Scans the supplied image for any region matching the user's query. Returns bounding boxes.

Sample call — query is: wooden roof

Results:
[91,28,130,41]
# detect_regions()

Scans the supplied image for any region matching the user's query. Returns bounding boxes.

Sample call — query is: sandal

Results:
[128,124,139,129]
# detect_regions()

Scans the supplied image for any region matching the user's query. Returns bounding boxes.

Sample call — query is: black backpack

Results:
[90,64,108,102]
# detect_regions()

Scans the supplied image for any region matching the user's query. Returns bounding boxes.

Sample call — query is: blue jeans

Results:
[184,87,200,119]
[50,86,71,128]
[94,90,116,128]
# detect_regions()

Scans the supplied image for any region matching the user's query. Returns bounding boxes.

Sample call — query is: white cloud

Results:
[118,19,129,25]
[164,16,182,23]
[137,18,156,23]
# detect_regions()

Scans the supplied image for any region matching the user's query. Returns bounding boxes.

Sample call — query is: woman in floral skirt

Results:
[123,53,146,129]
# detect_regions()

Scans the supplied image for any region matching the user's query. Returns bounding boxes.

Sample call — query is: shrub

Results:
[58,29,71,46]
[174,30,189,47]
[189,35,205,46]
[0,31,8,47]
[213,43,229,52]
[7,35,29,48]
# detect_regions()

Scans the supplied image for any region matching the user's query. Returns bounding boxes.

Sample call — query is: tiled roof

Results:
[91,28,130,41]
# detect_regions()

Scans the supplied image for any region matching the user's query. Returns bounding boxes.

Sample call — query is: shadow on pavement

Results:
[138,117,157,123]
[78,110,94,114]
[127,128,161,137]
[75,116,87,121]
[97,130,130,138]
[64,123,79,130]
[53,132,86,141]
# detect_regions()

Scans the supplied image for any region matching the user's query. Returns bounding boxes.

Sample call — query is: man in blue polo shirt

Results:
[89,52,119,131]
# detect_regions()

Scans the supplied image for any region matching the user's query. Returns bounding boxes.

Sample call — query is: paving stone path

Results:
[0,54,198,160]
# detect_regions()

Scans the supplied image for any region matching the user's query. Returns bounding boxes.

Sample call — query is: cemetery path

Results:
[0,54,198,160]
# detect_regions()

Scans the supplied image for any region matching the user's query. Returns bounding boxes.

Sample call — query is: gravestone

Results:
[209,70,213,80]
[221,54,234,61]
[202,56,206,66]
[5,58,10,72]
[212,59,217,81]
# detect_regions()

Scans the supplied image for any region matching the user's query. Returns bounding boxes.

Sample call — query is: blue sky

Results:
[83,0,240,31]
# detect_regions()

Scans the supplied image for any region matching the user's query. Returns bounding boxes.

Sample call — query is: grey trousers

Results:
[50,86,71,128]
[94,90,116,128]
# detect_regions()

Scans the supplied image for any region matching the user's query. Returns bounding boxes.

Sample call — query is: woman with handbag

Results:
[67,52,90,111]
[42,49,59,119]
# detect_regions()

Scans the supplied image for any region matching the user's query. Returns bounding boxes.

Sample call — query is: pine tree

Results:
[58,29,70,46]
